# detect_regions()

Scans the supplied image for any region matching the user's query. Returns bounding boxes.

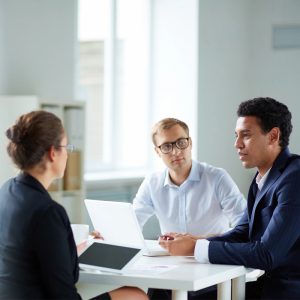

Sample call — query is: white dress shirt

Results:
[133,160,246,236]
[195,168,271,263]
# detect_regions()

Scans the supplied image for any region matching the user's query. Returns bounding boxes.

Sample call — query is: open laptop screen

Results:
[84,199,145,248]
[84,199,169,257]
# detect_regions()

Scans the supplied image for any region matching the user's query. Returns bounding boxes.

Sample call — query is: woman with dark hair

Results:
[0,110,148,300]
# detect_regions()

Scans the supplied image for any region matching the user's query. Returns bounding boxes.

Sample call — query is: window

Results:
[78,0,151,173]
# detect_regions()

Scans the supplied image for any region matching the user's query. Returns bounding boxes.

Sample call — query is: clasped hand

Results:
[158,232,203,256]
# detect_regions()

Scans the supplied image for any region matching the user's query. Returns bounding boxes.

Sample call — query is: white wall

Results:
[0,96,39,185]
[197,0,254,195]
[0,0,77,100]
[151,0,198,147]
[249,0,300,154]
[197,0,300,195]
[0,4,4,93]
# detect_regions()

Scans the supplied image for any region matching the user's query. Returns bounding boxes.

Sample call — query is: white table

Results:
[79,255,247,300]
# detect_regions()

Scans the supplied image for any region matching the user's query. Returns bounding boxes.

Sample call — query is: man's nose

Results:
[171,145,181,154]
[234,137,243,149]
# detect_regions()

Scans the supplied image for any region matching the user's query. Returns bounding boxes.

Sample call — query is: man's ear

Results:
[269,127,280,145]
[154,146,161,157]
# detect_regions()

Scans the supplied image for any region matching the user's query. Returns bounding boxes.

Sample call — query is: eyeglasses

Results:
[58,144,75,153]
[157,137,190,154]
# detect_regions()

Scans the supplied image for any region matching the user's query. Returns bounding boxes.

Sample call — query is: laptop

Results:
[79,240,142,273]
[84,199,169,256]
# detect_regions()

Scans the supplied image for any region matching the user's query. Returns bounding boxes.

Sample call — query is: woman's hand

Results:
[90,230,104,240]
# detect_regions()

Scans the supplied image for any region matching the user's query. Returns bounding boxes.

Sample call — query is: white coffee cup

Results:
[71,224,89,245]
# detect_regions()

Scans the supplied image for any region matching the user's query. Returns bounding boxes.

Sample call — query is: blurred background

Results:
[0,0,300,236]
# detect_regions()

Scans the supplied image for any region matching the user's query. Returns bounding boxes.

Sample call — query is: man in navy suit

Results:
[160,97,300,299]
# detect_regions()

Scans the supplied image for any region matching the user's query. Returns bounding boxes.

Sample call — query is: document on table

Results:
[128,264,178,275]
[80,264,177,275]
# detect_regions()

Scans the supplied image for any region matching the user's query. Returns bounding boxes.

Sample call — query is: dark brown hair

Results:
[237,97,292,148]
[6,110,64,170]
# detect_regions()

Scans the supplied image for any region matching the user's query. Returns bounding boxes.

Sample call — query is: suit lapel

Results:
[252,170,281,210]
[248,148,291,237]
[247,177,257,218]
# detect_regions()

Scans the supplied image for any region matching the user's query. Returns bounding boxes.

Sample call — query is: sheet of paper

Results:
[127,264,178,275]
[80,264,178,275]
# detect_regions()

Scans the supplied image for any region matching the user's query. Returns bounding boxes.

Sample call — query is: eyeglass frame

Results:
[57,144,76,153]
[156,137,190,154]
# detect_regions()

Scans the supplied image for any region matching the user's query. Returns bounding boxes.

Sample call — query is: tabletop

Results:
[79,255,247,300]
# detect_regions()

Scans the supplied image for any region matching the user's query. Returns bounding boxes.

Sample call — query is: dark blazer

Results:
[208,148,300,299]
[0,173,81,299]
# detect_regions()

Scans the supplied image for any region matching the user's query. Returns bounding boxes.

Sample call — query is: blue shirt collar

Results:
[163,160,201,187]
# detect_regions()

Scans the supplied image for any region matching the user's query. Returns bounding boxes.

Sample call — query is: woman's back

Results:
[0,173,80,299]
[0,110,148,300]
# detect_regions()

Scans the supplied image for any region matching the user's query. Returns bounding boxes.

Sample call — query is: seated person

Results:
[0,110,148,300]
[133,118,247,300]
[133,118,246,238]
[159,98,300,300]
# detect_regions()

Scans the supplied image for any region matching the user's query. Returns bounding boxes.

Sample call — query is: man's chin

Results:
[170,162,185,170]
[241,162,255,169]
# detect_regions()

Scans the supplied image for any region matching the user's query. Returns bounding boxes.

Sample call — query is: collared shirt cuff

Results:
[194,239,210,263]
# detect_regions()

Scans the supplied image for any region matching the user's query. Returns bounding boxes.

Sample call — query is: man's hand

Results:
[179,233,218,240]
[159,235,197,256]
[161,232,207,240]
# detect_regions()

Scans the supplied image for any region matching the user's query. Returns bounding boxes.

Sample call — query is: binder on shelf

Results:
[64,151,82,191]
[64,108,84,149]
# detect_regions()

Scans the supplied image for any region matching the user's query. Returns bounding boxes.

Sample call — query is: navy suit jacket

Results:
[0,173,81,299]
[209,148,300,299]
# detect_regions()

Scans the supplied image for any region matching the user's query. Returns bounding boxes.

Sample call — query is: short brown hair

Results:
[151,118,189,146]
[6,110,64,171]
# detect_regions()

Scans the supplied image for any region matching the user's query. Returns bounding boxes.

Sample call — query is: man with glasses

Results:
[133,117,246,241]
[133,118,246,299]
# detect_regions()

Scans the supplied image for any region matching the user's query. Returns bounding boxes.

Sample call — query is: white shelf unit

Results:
[41,100,86,223]
[0,96,86,223]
